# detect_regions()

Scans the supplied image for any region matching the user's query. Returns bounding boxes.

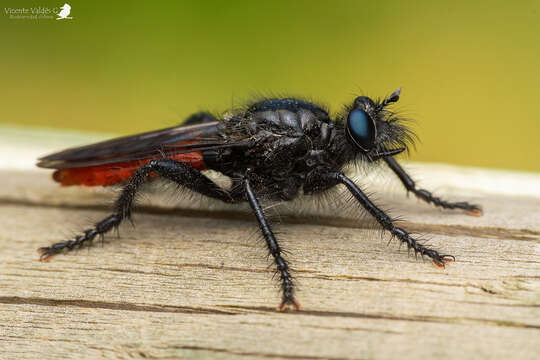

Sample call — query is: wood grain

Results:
[0,129,538,359]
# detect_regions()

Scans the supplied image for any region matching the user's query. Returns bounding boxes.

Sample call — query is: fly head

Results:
[344,88,414,162]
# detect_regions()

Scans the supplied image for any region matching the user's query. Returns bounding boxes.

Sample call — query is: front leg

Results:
[384,156,483,216]
[243,177,300,311]
[329,172,454,268]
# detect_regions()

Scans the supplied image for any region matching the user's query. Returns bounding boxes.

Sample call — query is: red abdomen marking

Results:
[53,152,206,187]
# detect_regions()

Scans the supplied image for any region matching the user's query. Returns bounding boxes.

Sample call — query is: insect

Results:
[37,88,482,311]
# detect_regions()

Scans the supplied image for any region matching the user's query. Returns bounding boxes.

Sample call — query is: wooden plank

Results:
[0,127,538,359]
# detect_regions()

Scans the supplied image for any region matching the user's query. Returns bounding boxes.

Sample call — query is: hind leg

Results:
[39,158,234,261]
[183,112,217,125]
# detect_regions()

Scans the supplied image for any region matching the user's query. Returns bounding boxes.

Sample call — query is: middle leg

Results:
[243,177,300,311]
[329,172,455,268]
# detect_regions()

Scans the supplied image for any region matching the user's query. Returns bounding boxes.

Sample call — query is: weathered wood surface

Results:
[0,127,539,359]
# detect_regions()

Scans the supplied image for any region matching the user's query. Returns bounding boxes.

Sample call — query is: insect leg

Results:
[183,112,217,126]
[38,158,233,261]
[383,156,482,216]
[329,172,454,268]
[244,177,300,311]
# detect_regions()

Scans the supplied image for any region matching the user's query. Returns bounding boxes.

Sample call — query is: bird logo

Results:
[56,3,72,20]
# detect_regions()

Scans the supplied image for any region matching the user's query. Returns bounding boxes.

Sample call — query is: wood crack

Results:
[221,305,540,329]
[166,345,356,360]
[0,296,237,315]
[2,198,539,241]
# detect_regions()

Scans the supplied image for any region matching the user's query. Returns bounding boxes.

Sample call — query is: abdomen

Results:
[53,152,206,186]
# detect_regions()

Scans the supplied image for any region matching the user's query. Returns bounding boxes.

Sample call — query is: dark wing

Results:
[37,121,247,169]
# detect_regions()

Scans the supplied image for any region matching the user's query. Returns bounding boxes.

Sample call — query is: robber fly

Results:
[37,88,482,311]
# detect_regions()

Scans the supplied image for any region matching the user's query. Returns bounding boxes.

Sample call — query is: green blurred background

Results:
[1,0,539,171]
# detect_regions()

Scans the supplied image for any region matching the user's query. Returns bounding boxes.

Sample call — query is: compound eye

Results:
[346,109,376,151]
